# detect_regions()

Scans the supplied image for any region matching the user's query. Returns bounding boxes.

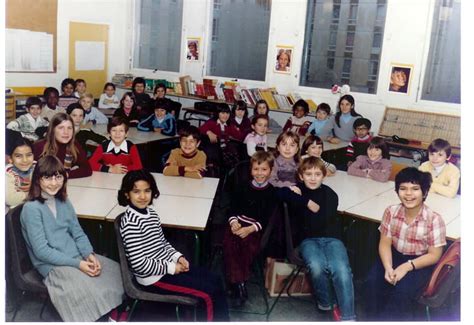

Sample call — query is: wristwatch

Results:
[408,259,416,271]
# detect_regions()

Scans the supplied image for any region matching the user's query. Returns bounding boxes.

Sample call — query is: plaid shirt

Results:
[379,203,446,256]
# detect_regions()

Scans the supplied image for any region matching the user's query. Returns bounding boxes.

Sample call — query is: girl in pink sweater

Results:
[347,136,392,182]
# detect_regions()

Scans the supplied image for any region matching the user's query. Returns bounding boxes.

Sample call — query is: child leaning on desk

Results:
[137,98,177,136]
[307,103,338,143]
[79,93,109,125]
[301,134,336,176]
[347,136,391,182]
[88,117,143,174]
[7,96,49,142]
[163,126,207,179]
[418,138,460,198]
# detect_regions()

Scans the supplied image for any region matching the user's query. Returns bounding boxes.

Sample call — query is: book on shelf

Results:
[287,92,303,104]
[274,94,292,111]
[306,99,318,113]
[240,88,256,107]
[179,75,192,95]
[223,88,236,103]
[260,89,279,110]
[203,78,218,99]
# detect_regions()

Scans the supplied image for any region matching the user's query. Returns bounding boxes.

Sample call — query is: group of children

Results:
[4,77,461,321]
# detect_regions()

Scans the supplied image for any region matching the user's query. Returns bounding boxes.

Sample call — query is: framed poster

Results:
[388,63,413,94]
[274,45,293,74]
[186,37,200,62]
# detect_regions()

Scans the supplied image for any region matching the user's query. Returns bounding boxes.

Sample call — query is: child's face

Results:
[367,146,382,161]
[105,85,115,97]
[251,161,272,184]
[252,118,268,136]
[188,44,197,55]
[127,180,152,209]
[155,108,166,119]
[180,135,200,155]
[278,53,290,68]
[299,166,325,190]
[391,71,406,88]
[70,108,84,127]
[307,142,323,158]
[339,99,352,114]
[54,120,74,144]
[40,173,64,196]
[354,125,369,138]
[397,182,423,211]
[316,109,328,121]
[134,83,145,94]
[46,92,59,108]
[428,150,449,167]
[63,83,74,96]
[109,124,128,145]
[76,82,86,94]
[235,108,246,119]
[218,111,230,123]
[256,103,268,115]
[278,137,298,159]
[294,106,306,119]
[10,145,34,172]
[27,105,42,119]
[123,96,134,109]
[80,97,93,111]
[155,87,166,99]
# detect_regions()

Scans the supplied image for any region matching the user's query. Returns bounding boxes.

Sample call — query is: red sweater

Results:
[89,140,143,172]
[199,119,243,141]
[33,140,92,179]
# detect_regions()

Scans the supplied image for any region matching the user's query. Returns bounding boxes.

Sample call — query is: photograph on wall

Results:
[388,64,413,94]
[274,45,293,74]
[186,37,200,61]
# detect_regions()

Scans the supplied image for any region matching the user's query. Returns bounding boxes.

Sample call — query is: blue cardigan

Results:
[20,199,93,277]
[137,113,176,136]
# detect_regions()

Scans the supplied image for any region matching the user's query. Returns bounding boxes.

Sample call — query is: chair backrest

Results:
[282,202,304,266]
[223,159,250,193]
[6,204,47,293]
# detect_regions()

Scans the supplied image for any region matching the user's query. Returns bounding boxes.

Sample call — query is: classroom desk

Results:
[266,132,348,151]
[90,124,174,144]
[446,217,460,240]
[67,186,118,220]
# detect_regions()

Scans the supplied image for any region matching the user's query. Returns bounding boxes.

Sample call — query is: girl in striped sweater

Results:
[118,170,229,321]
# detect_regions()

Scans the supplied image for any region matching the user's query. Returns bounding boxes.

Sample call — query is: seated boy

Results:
[418,138,460,198]
[137,98,177,136]
[163,126,207,179]
[80,93,109,125]
[41,87,65,121]
[89,117,143,174]
[7,96,49,142]
[346,118,372,167]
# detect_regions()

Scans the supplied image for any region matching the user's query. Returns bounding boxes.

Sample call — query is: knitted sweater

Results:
[346,134,372,161]
[137,113,177,136]
[229,116,252,139]
[244,132,267,156]
[163,148,207,179]
[88,140,143,172]
[40,105,66,122]
[7,113,49,142]
[418,161,460,198]
[113,107,140,127]
[98,93,120,109]
[283,116,312,136]
[269,155,298,188]
[347,155,392,182]
[5,162,36,208]
[83,107,109,125]
[199,119,243,142]
[332,114,361,141]
[307,118,334,140]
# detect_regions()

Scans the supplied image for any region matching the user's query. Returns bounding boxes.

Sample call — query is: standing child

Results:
[347,136,392,182]
[41,87,65,121]
[132,77,152,120]
[279,157,356,321]
[365,168,446,321]
[307,103,338,143]
[79,93,109,125]
[58,78,79,110]
[269,130,300,188]
[229,100,252,139]
[66,103,107,153]
[249,99,282,134]
[113,92,140,127]
[301,135,336,175]
[244,114,268,157]
[118,170,229,321]
[418,138,460,198]
[223,151,277,305]
[74,79,87,98]
[89,117,143,174]
[33,113,92,179]
[283,99,313,136]
[137,99,177,136]
[5,138,36,208]
[7,96,49,142]
[163,126,207,179]
[331,94,362,142]
[98,82,120,109]
[20,155,125,322]
[346,117,372,166]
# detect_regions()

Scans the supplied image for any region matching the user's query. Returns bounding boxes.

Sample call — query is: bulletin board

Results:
[378,107,460,148]
[6,0,57,72]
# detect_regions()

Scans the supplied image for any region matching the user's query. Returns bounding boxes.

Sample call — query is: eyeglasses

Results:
[41,175,64,182]
[355,127,368,131]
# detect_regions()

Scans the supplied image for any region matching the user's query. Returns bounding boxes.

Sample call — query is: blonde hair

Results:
[276,130,300,162]
[298,156,327,178]
[79,93,94,101]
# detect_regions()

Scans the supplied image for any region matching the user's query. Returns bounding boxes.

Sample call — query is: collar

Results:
[434,164,446,174]
[129,204,148,215]
[180,150,198,159]
[84,108,92,115]
[235,116,243,124]
[356,134,371,141]
[26,113,39,124]
[394,203,428,223]
[217,120,227,127]
[11,164,33,177]
[107,140,128,154]
[251,179,270,189]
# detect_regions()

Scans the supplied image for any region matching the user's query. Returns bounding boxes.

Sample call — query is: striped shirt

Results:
[119,206,182,286]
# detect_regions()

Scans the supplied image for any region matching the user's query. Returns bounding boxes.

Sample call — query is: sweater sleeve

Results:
[430,165,460,198]
[128,144,144,171]
[137,114,155,132]
[347,156,369,178]
[68,142,93,179]
[20,203,81,269]
[98,94,106,109]
[88,145,108,172]
[162,150,181,177]
[185,151,206,179]
[245,135,257,157]
[161,117,177,136]
[282,118,292,132]
[65,200,94,258]
[368,159,391,182]
[92,107,109,124]
[5,172,28,208]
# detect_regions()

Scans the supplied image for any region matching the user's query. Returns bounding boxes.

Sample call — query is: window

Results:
[208,0,271,81]
[133,0,183,72]
[421,0,460,104]
[301,0,387,94]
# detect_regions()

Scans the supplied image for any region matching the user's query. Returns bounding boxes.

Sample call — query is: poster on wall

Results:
[274,45,293,74]
[186,37,200,61]
[388,63,413,94]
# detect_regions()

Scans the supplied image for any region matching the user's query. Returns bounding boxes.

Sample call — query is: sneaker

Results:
[108,309,129,322]
[332,306,342,321]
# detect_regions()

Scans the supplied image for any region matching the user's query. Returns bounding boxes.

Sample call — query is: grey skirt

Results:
[44,254,125,322]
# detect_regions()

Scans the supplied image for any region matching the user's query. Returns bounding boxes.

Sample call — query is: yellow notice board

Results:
[69,22,109,98]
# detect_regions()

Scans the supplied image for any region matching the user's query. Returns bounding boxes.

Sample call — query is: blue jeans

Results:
[299,237,356,321]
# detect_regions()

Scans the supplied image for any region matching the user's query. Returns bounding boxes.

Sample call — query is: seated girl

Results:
[301,134,336,175]
[249,99,282,134]
[268,130,300,189]
[347,136,392,182]
[283,99,312,136]
[229,100,252,139]
[244,114,269,157]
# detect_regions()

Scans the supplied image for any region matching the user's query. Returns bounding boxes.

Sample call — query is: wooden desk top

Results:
[446,218,460,240]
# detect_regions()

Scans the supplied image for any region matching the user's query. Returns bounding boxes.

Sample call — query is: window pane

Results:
[133,0,183,72]
[421,0,460,103]
[208,0,271,81]
[301,0,387,94]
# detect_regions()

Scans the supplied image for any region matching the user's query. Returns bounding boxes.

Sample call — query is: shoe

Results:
[108,308,129,322]
[332,305,342,321]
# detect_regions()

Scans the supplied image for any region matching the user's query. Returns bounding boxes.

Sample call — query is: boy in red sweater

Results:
[89,117,143,173]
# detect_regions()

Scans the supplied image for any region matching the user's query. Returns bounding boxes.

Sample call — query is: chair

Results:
[6,204,51,321]
[113,213,199,321]
[389,161,409,181]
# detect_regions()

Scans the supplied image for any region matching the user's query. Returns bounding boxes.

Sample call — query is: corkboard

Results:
[6,0,57,72]
[379,107,460,148]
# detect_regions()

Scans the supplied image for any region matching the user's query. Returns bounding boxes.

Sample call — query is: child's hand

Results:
[81,121,93,129]
[154,128,162,133]
[177,256,190,272]
[175,262,187,274]
[307,200,320,213]
[207,131,218,143]
[303,121,311,127]
[235,226,255,239]
[328,137,340,144]
[109,164,128,174]
[185,165,207,173]
[79,260,99,277]
[289,186,302,195]
[384,267,396,285]
[391,263,411,285]
[230,221,242,233]
[87,254,102,276]
[347,161,353,167]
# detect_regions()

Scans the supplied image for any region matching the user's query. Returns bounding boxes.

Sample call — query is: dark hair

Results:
[25,96,43,108]
[119,92,137,110]
[276,130,300,161]
[292,99,309,115]
[41,113,78,162]
[132,77,146,91]
[335,94,361,128]
[179,125,201,142]
[118,170,160,206]
[395,167,432,201]
[250,151,275,170]
[428,138,452,157]
[232,100,248,118]
[154,83,167,95]
[61,78,76,92]
[301,134,324,156]
[66,102,85,115]
[214,103,231,120]
[316,103,331,116]
[107,116,129,133]
[43,87,59,98]
[154,98,171,112]
[7,137,33,156]
[75,78,86,86]
[368,136,390,159]
[251,114,269,126]
[27,155,68,203]
[298,156,327,178]
[353,117,372,130]
[254,99,269,116]
[104,82,116,91]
